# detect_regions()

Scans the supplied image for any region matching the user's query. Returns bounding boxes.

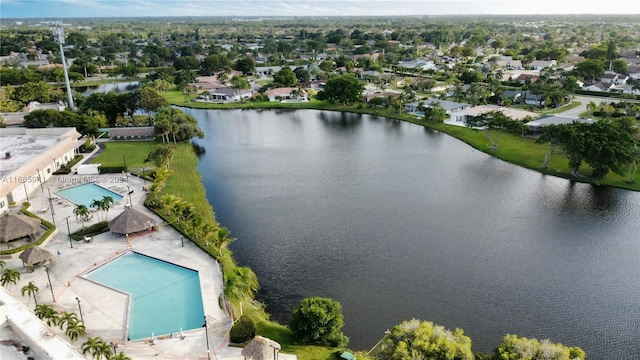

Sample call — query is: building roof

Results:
[241,336,281,360]
[0,213,41,242]
[525,115,594,128]
[108,207,155,235]
[18,246,53,267]
[454,105,539,121]
[265,87,306,97]
[413,98,469,112]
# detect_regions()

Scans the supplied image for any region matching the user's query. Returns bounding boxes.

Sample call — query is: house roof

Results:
[413,98,469,111]
[265,87,306,97]
[526,115,594,128]
[453,105,539,121]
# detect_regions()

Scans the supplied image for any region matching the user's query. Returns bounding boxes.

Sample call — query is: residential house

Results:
[265,87,308,102]
[448,105,539,126]
[500,90,544,107]
[207,87,253,102]
[582,82,614,92]
[529,60,556,70]
[513,73,539,83]
[494,57,524,70]
[524,115,594,137]
[598,71,628,85]
[405,98,470,115]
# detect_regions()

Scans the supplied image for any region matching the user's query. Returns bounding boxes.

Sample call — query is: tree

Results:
[21,281,39,307]
[494,334,585,360]
[201,54,232,76]
[229,75,250,96]
[293,67,311,83]
[146,144,174,169]
[423,102,448,122]
[111,352,132,360]
[138,87,168,121]
[58,311,79,330]
[464,110,524,150]
[35,304,60,327]
[289,297,348,347]
[320,73,364,105]
[65,319,86,342]
[572,59,605,82]
[234,56,255,75]
[74,204,90,230]
[1,268,21,289]
[82,337,114,360]
[377,319,473,360]
[273,67,298,87]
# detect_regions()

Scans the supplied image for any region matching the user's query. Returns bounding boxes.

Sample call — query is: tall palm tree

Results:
[65,320,86,342]
[58,311,79,331]
[21,281,39,307]
[82,337,113,360]
[35,304,60,327]
[214,227,235,257]
[74,204,90,230]
[101,196,114,221]
[586,101,597,117]
[1,268,21,289]
[90,199,104,222]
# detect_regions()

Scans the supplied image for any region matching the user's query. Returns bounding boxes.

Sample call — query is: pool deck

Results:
[1,173,296,360]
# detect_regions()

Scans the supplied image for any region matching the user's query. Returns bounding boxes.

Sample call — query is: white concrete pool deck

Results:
[1,173,296,360]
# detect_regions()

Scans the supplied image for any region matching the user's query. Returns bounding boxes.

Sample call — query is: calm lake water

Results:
[186,108,640,359]
[77,81,141,96]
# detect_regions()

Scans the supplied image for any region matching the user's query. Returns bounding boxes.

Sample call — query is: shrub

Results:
[70,221,110,240]
[229,315,256,344]
[99,165,127,173]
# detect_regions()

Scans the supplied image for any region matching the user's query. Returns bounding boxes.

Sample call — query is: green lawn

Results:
[90,141,159,170]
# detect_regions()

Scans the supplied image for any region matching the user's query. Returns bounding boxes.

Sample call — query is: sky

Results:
[1,0,639,18]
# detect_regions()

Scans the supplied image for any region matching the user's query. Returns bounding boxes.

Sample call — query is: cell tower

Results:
[50,22,74,109]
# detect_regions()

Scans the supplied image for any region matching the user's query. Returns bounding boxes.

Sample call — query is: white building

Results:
[0,127,82,211]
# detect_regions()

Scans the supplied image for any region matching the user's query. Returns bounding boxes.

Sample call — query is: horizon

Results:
[1,0,639,19]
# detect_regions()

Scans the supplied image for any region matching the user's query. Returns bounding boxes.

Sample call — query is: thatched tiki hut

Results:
[0,213,41,243]
[241,335,281,360]
[19,246,53,269]
[108,207,155,235]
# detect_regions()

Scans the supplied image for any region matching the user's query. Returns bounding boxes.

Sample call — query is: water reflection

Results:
[187,108,640,359]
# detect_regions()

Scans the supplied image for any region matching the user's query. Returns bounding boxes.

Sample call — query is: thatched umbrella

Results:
[0,213,41,243]
[108,207,155,235]
[19,246,53,268]
[241,335,281,360]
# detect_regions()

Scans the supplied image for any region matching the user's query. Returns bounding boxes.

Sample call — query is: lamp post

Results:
[367,329,391,355]
[203,315,211,360]
[65,216,72,248]
[47,188,55,224]
[37,169,44,192]
[76,297,84,324]
[44,266,56,302]
[127,185,132,205]
[23,182,30,204]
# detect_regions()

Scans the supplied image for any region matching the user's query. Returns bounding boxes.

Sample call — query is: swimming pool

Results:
[84,252,205,340]
[58,183,124,208]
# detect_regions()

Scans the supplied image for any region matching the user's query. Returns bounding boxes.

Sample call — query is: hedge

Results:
[70,221,110,241]
[99,165,127,173]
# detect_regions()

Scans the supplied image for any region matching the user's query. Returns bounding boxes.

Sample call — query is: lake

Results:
[186,108,640,359]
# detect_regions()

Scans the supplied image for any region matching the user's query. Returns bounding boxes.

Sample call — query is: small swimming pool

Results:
[84,252,205,340]
[58,183,124,208]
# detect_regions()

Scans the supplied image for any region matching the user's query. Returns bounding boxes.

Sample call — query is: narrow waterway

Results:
[187,108,640,359]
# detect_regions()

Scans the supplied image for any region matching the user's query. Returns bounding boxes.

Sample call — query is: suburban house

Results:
[265,87,308,102]
[512,73,539,83]
[529,60,556,70]
[598,72,629,85]
[524,115,594,137]
[405,98,469,115]
[207,87,253,102]
[500,90,545,107]
[448,105,539,126]
[493,56,524,70]
[582,82,615,92]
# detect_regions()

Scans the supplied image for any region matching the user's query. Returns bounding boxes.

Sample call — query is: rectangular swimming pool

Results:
[58,183,124,208]
[84,252,205,340]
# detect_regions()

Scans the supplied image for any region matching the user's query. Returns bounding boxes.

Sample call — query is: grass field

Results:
[90,141,159,170]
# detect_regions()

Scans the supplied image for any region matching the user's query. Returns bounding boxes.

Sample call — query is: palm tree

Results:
[112,351,132,360]
[35,304,60,327]
[101,195,114,221]
[58,311,79,330]
[1,268,21,289]
[158,194,178,215]
[214,227,235,257]
[21,281,39,307]
[74,204,90,230]
[82,337,113,360]
[0,259,5,269]
[586,101,597,117]
[90,199,104,222]
[65,319,86,342]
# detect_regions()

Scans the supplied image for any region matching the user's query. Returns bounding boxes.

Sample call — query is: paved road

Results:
[558,94,640,118]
